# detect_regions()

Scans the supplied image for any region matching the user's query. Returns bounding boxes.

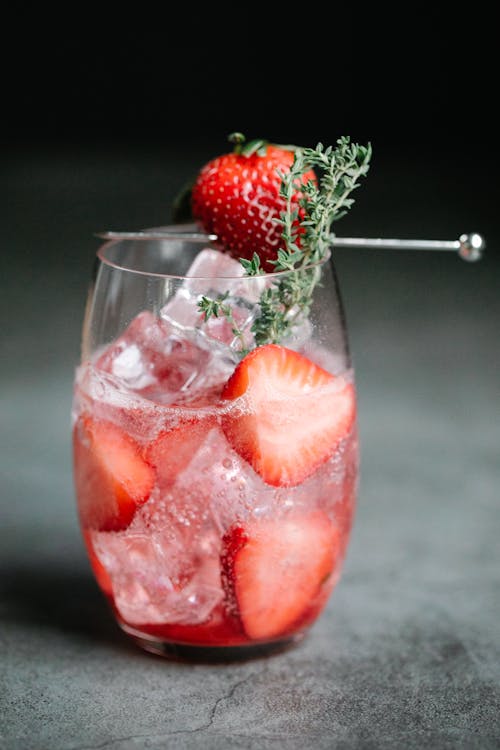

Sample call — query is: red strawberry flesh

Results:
[222,513,338,640]
[221,344,356,486]
[73,417,154,531]
[82,530,113,595]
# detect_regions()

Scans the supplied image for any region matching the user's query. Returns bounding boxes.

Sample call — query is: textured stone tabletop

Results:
[1,148,499,749]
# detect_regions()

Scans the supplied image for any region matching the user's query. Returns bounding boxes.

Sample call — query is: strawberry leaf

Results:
[240,139,268,158]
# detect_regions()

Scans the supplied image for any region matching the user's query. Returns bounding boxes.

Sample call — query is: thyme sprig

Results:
[198,292,250,354]
[274,137,372,269]
[198,136,372,352]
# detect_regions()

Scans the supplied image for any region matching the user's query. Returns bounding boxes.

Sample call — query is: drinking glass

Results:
[72,226,358,661]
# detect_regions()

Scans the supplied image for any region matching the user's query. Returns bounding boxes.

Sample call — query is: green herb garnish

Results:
[198,292,250,355]
[198,136,372,351]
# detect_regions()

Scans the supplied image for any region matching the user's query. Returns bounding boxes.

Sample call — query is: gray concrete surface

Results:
[1,147,499,749]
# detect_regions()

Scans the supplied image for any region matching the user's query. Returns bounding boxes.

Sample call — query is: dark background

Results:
[2,16,499,748]
[3,16,498,397]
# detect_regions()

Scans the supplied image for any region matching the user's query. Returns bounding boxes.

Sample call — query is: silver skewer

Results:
[96,230,218,242]
[97,231,485,262]
[331,233,485,262]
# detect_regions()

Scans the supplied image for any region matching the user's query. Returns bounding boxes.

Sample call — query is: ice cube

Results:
[204,303,257,353]
[91,517,223,626]
[182,247,245,296]
[161,248,268,356]
[161,287,257,353]
[180,247,266,302]
[97,311,170,390]
[110,343,152,386]
[73,364,165,443]
[173,426,277,532]
[94,310,231,405]
[103,450,230,626]
[159,291,198,330]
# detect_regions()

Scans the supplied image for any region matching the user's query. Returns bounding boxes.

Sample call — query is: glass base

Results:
[119,621,305,663]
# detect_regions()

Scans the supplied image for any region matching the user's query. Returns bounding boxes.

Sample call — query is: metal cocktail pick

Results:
[331,232,485,262]
[97,231,485,262]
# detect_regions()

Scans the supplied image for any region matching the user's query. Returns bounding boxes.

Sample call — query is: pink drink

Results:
[73,241,358,657]
[74,313,357,646]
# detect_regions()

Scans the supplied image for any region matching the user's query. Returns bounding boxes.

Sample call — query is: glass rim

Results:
[96,226,332,281]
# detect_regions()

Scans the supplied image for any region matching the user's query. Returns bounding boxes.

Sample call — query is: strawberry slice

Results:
[82,530,113,595]
[144,416,214,488]
[221,344,355,486]
[222,513,338,640]
[73,417,154,531]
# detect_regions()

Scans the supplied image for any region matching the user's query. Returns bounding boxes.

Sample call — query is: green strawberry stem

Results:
[228,132,269,158]
[228,132,246,153]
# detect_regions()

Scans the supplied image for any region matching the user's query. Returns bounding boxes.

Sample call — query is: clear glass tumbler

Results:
[72,227,358,661]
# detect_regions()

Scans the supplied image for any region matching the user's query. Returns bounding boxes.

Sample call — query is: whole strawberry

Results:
[191,133,316,270]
